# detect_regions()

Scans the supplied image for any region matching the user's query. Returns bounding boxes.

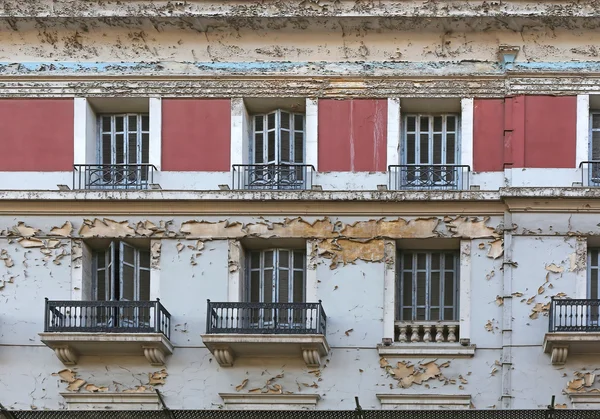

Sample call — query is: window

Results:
[252,110,305,165]
[96,114,150,187]
[589,113,600,184]
[401,114,461,189]
[589,248,600,300]
[93,241,150,302]
[246,249,306,327]
[397,251,459,321]
[247,249,305,304]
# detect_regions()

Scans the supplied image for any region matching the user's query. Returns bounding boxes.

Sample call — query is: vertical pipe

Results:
[501,209,514,409]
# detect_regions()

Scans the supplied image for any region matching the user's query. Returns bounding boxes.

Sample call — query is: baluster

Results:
[398,326,408,342]
[447,325,457,342]
[423,325,432,342]
[435,326,445,343]
[410,325,420,342]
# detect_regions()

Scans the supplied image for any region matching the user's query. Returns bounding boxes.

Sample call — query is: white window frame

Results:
[402,114,461,166]
[251,110,305,165]
[92,241,150,302]
[246,249,306,304]
[397,250,460,322]
[98,113,150,166]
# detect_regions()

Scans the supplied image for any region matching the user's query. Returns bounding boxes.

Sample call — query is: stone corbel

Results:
[54,346,78,365]
[213,346,235,367]
[302,348,322,368]
[551,346,569,365]
[143,346,167,366]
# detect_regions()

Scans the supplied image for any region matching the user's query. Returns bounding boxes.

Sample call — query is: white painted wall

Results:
[305,98,319,171]
[460,98,474,169]
[576,94,590,169]
[149,98,162,170]
[386,98,401,168]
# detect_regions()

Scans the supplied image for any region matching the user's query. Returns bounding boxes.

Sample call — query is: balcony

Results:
[39,299,173,366]
[73,164,157,190]
[378,321,475,358]
[579,161,600,187]
[232,164,315,190]
[201,300,329,367]
[544,298,600,364]
[388,165,470,190]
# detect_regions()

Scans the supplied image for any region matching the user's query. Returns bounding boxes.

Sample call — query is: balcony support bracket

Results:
[54,345,78,365]
[143,346,167,367]
[212,346,235,367]
[550,346,569,365]
[302,347,322,368]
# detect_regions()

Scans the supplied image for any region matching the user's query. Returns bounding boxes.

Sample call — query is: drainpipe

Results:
[501,209,514,409]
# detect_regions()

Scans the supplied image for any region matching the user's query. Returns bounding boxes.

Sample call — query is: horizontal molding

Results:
[219,393,320,410]
[377,393,472,410]
[3,0,600,19]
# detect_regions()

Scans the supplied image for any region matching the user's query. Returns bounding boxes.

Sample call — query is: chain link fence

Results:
[2,410,600,419]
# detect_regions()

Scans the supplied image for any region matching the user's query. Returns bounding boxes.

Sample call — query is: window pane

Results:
[294,132,304,163]
[254,133,264,163]
[431,253,440,270]
[402,253,412,269]
[403,308,412,320]
[444,271,455,307]
[431,271,440,307]
[592,132,600,160]
[444,308,454,320]
[128,115,137,131]
[122,265,135,300]
[446,134,456,164]
[142,134,149,164]
[96,270,106,301]
[293,270,304,303]
[122,244,135,265]
[250,251,260,269]
[278,269,289,302]
[417,253,426,270]
[294,114,304,131]
[446,116,456,132]
[416,271,426,305]
[102,134,112,164]
[115,116,124,132]
[433,134,442,164]
[250,271,260,302]
[420,116,429,132]
[419,134,429,164]
[140,251,150,269]
[281,130,290,162]
[445,253,455,269]
[591,268,598,299]
[281,112,290,130]
[406,116,416,132]
[279,250,289,268]
[255,115,264,132]
[430,308,440,321]
[140,270,150,301]
[141,115,150,131]
[402,272,413,307]
[128,133,138,164]
[264,251,273,268]
[115,134,125,164]
[293,251,304,269]
[406,134,416,164]
[102,116,111,132]
[433,116,442,132]
[263,270,273,303]
[267,131,276,162]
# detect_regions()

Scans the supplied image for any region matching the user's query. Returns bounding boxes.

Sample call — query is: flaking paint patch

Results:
[486,239,503,259]
[340,217,439,239]
[445,216,498,239]
[151,241,161,269]
[568,238,586,272]
[317,238,384,269]
[49,221,73,237]
[79,218,135,238]
[10,222,40,238]
[71,240,82,269]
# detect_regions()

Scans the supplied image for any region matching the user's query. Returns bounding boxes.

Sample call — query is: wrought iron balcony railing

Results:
[388,164,470,190]
[549,298,600,332]
[44,299,171,339]
[579,161,600,187]
[73,164,156,190]
[232,164,315,190]
[206,300,327,335]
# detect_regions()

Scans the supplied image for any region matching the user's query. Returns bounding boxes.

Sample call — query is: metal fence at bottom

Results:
[3,410,600,419]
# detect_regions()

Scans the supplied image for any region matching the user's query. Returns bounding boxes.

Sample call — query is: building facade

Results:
[1,0,600,413]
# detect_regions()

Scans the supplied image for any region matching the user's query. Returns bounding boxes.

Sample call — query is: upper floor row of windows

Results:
[2,95,600,191]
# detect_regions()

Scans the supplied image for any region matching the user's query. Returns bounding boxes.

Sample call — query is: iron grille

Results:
[206,300,326,335]
[44,299,171,339]
[579,161,600,187]
[3,409,600,419]
[388,165,470,190]
[73,164,156,190]
[232,164,315,190]
[549,298,600,332]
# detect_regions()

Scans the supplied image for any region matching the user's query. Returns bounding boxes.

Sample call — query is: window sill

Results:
[61,392,160,410]
[377,393,472,410]
[568,393,600,409]
[377,343,476,358]
[219,393,320,410]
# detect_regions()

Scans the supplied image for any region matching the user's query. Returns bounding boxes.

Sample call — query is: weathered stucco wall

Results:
[0,210,595,410]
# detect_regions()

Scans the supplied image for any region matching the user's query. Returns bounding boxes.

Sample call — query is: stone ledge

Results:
[377,394,472,410]
[60,392,160,410]
[543,332,600,365]
[377,343,476,358]
[39,332,174,366]
[202,334,330,368]
[568,393,600,409]
[219,393,320,410]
